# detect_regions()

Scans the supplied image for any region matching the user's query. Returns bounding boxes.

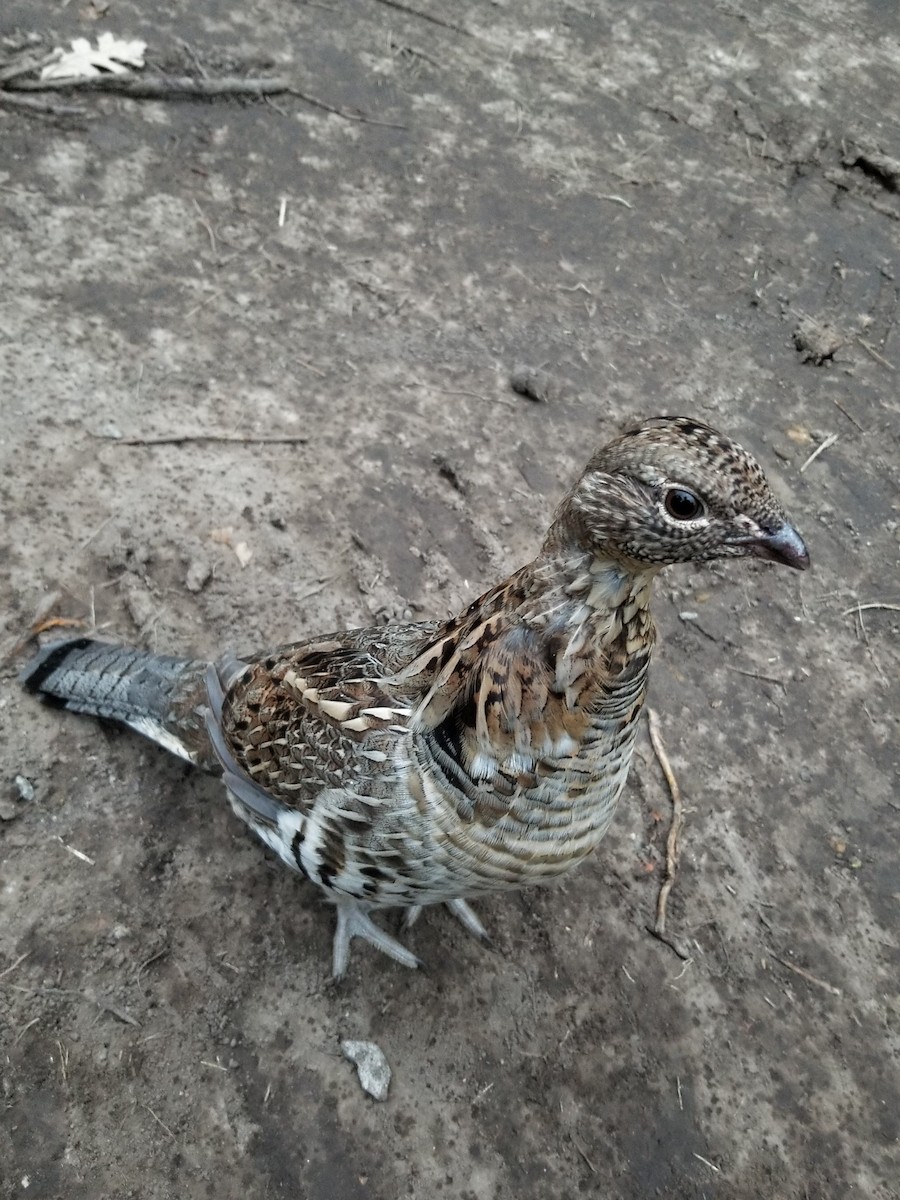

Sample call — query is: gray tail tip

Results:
[18,636,96,694]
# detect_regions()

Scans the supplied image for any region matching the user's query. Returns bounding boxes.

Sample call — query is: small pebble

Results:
[341,1039,391,1101]
[185,559,212,593]
[14,775,35,802]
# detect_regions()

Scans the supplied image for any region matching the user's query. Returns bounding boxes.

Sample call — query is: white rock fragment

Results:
[341,1039,391,1101]
[14,775,35,802]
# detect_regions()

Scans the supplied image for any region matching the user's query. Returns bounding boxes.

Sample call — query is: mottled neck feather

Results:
[402,506,659,732]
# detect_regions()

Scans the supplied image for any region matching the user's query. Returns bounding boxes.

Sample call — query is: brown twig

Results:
[645,709,690,959]
[296,357,327,378]
[840,601,900,616]
[769,951,842,997]
[135,946,169,980]
[193,199,218,259]
[857,337,896,371]
[94,432,309,446]
[14,1016,41,1045]
[0,952,31,980]
[174,37,209,80]
[832,397,865,431]
[142,1102,176,1140]
[10,73,293,97]
[571,1135,598,1175]
[678,613,719,642]
[843,602,889,685]
[0,91,85,116]
[289,86,407,129]
[728,666,786,689]
[10,70,405,126]
[372,0,473,37]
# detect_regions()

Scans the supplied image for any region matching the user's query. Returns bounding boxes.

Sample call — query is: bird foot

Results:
[332,900,423,979]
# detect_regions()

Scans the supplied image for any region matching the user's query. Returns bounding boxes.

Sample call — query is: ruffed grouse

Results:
[20,417,809,977]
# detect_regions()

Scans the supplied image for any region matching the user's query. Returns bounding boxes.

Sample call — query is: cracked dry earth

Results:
[0,2,898,1199]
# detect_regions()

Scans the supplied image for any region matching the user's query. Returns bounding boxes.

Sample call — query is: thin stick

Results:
[371,0,473,37]
[79,514,114,550]
[11,74,293,97]
[102,1000,141,1027]
[96,433,309,446]
[135,946,169,980]
[840,602,900,616]
[0,50,61,84]
[692,1153,721,1174]
[832,397,864,431]
[799,432,838,473]
[845,603,889,685]
[728,666,786,689]
[175,38,209,80]
[57,836,95,865]
[645,709,690,959]
[857,337,895,371]
[0,91,85,116]
[14,1016,41,1045]
[193,199,217,258]
[294,574,339,603]
[572,1136,597,1175]
[57,1039,69,1084]
[289,86,407,129]
[142,1102,176,1140]
[769,952,842,997]
[0,952,31,980]
[12,73,403,127]
[296,357,327,377]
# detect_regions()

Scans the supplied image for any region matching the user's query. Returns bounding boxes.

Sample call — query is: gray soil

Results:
[1,2,898,1198]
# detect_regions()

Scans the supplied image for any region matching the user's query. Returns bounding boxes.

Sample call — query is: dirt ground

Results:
[1,2,897,1198]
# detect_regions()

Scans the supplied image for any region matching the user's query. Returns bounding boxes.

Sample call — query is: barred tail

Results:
[19,637,214,768]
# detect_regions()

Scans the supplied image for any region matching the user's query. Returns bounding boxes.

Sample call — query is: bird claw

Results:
[332,900,422,979]
[331,897,491,978]
[403,898,489,941]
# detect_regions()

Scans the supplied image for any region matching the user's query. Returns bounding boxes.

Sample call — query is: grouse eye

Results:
[664,487,703,521]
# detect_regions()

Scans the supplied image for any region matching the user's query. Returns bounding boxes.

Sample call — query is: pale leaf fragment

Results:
[41,33,147,80]
[233,541,253,569]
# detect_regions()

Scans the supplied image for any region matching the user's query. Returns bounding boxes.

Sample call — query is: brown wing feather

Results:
[215,627,436,812]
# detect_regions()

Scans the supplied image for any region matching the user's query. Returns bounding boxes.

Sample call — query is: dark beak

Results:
[750,522,810,570]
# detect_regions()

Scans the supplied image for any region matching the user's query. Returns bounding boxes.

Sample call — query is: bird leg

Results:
[403,898,489,941]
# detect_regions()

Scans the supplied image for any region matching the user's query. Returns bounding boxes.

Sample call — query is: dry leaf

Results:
[233,541,253,568]
[41,33,147,80]
[786,425,812,444]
